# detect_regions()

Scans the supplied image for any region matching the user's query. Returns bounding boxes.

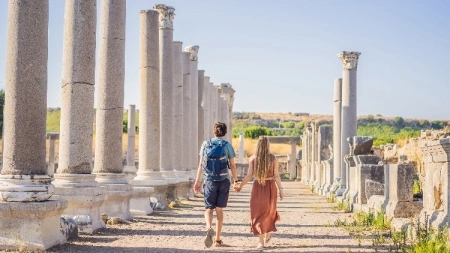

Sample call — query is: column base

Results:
[52,174,106,234]
[335,186,346,197]
[161,170,180,184]
[122,165,138,182]
[174,170,190,183]
[0,200,68,251]
[95,173,133,221]
[132,171,168,186]
[0,175,54,201]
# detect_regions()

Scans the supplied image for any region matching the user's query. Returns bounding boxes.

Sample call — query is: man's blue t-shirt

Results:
[199,138,236,179]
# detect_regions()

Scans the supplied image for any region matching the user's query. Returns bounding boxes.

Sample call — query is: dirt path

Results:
[46,181,380,253]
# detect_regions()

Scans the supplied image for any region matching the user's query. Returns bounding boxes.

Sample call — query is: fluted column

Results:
[185,45,199,172]
[0,1,68,249]
[198,70,205,149]
[53,0,105,234]
[173,41,187,181]
[155,4,177,183]
[221,83,235,142]
[123,104,137,181]
[332,78,343,194]
[337,51,361,196]
[207,81,215,138]
[132,9,165,185]
[238,132,245,163]
[203,76,211,140]
[182,52,191,173]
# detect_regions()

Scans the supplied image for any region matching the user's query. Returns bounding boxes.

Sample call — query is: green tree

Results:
[393,116,404,128]
[243,126,274,139]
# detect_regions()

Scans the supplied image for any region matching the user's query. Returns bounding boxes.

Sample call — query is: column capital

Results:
[337,51,361,70]
[153,4,175,30]
[185,45,199,61]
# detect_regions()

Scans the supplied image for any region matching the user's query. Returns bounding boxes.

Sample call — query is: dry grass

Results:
[231,138,298,162]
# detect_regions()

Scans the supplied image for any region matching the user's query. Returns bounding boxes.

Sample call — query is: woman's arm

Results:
[236,159,253,192]
[272,157,284,200]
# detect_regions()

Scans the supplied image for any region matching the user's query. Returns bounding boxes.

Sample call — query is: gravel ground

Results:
[43,181,385,253]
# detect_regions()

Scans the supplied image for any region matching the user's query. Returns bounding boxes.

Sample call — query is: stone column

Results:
[123,104,137,182]
[182,52,192,173]
[337,51,361,196]
[155,4,177,184]
[47,132,60,176]
[198,70,206,148]
[130,10,165,214]
[0,1,68,250]
[93,0,132,221]
[52,0,105,234]
[173,41,186,180]
[207,82,215,138]
[239,132,245,163]
[203,76,211,140]
[289,139,297,179]
[185,45,199,172]
[333,78,343,194]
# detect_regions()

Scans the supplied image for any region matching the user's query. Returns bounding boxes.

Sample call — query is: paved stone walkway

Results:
[47,181,381,253]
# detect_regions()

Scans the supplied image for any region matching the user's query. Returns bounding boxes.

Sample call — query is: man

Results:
[193,122,239,248]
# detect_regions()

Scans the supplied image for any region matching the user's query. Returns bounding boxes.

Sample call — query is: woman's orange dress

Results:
[249,154,280,235]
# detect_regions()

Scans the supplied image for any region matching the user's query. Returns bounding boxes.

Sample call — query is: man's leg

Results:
[205,208,214,229]
[215,207,224,241]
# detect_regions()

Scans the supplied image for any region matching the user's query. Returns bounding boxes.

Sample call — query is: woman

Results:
[234,136,284,249]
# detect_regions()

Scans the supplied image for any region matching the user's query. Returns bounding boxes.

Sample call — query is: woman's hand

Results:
[279,188,284,200]
[233,182,241,192]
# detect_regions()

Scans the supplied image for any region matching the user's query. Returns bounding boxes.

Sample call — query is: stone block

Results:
[348,136,374,155]
[0,200,68,251]
[389,164,414,202]
[365,179,384,200]
[354,155,381,165]
[358,164,384,204]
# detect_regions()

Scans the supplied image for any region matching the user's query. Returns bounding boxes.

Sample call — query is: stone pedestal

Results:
[385,164,422,219]
[0,200,68,251]
[52,174,106,233]
[47,132,60,176]
[95,173,133,220]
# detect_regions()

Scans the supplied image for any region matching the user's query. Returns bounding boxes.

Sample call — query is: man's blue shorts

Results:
[203,178,230,209]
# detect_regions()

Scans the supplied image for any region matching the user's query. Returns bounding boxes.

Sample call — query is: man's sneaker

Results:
[204,227,215,248]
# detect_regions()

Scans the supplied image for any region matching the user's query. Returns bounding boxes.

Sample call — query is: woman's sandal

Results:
[215,239,224,247]
[256,242,264,249]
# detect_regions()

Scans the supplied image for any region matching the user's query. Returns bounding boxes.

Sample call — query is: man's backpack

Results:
[202,139,229,181]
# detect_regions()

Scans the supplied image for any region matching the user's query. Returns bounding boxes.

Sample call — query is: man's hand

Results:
[193,181,201,194]
[233,181,241,192]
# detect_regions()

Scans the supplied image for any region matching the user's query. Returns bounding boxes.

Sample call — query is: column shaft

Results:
[182,52,191,171]
[173,41,184,174]
[333,78,342,182]
[198,70,205,150]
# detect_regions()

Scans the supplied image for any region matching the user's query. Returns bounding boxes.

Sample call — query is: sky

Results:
[0,1,449,120]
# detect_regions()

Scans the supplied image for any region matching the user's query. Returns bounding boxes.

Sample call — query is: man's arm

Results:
[229,158,238,182]
[193,156,203,194]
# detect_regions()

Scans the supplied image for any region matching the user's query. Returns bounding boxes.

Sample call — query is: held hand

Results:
[233,181,241,192]
[193,181,201,194]
[279,189,284,201]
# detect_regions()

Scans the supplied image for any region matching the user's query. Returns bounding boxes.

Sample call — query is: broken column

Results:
[333,78,343,194]
[202,76,211,140]
[47,132,60,176]
[337,51,360,196]
[52,0,106,234]
[0,1,67,250]
[93,0,132,221]
[347,136,384,206]
[123,104,137,182]
[239,132,245,163]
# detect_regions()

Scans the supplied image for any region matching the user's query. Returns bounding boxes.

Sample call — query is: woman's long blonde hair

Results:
[253,136,272,186]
